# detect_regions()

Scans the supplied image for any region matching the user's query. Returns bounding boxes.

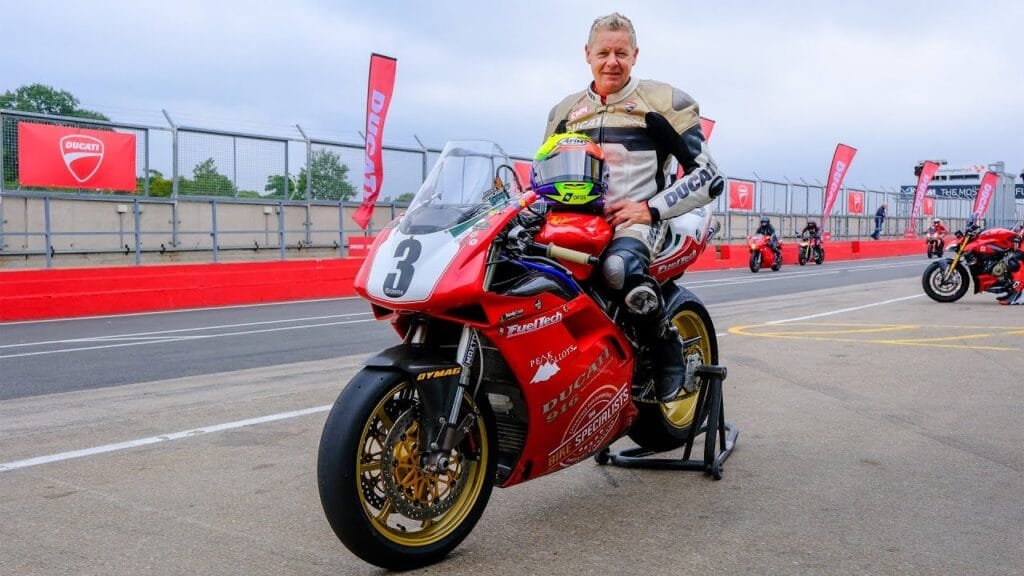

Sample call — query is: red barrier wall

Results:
[0,238,928,322]
[0,259,365,322]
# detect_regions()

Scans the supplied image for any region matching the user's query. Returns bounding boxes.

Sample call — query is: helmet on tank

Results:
[531,133,607,211]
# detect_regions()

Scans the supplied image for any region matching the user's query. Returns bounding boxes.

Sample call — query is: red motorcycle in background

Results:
[797,232,825,266]
[317,141,728,570]
[925,226,945,259]
[747,233,782,272]
[922,218,1024,303]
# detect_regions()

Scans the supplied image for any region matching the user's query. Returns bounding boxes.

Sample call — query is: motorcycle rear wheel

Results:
[318,368,496,570]
[921,260,969,303]
[814,247,825,265]
[628,301,718,452]
[749,251,762,273]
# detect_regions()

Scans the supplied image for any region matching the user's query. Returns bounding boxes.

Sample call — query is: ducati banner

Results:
[847,189,864,214]
[675,116,715,180]
[17,122,137,191]
[923,196,935,216]
[909,160,940,227]
[699,117,715,141]
[971,171,999,219]
[727,179,755,211]
[353,53,398,230]
[822,143,857,226]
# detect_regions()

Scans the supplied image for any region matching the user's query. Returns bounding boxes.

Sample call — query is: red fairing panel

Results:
[480,293,637,485]
[535,213,612,280]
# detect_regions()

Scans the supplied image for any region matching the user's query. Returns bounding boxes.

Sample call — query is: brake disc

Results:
[380,408,469,520]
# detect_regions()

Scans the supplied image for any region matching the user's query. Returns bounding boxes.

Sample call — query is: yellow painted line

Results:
[752,326,912,337]
[887,333,993,344]
[728,324,1018,352]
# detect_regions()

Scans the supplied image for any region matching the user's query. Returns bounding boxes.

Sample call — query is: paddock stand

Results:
[595,364,738,480]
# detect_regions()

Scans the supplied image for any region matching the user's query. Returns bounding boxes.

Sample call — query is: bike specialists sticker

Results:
[547,384,630,469]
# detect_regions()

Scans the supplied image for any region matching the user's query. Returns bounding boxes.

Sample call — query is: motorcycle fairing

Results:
[481,292,637,485]
[651,206,713,282]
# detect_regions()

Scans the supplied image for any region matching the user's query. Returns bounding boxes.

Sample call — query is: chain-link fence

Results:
[2,108,1022,268]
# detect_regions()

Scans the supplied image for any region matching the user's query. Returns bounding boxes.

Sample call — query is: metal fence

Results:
[2,109,1021,268]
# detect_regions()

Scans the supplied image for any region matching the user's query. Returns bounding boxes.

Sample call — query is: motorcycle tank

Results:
[535,213,611,280]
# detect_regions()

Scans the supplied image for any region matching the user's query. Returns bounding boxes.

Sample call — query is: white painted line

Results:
[0,405,333,472]
[0,318,375,359]
[0,312,373,350]
[765,294,925,324]
[0,296,362,326]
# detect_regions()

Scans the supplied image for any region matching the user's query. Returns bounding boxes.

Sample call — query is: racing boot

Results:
[651,321,686,403]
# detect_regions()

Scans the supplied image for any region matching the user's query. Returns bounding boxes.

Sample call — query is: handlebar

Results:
[531,241,601,267]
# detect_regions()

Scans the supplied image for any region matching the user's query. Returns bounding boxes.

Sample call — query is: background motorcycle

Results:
[317,141,721,570]
[797,233,825,266]
[925,226,944,259]
[748,233,782,272]
[922,218,1023,302]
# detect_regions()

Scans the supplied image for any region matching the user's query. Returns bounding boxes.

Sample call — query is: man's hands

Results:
[604,199,652,229]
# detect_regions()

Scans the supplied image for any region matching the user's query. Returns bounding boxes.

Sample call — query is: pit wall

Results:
[0,239,927,322]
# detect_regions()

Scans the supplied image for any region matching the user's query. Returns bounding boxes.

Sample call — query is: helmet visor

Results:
[531,148,605,190]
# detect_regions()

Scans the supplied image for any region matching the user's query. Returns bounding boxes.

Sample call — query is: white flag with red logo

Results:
[971,171,999,220]
[822,144,856,226]
[353,53,398,231]
[910,161,940,228]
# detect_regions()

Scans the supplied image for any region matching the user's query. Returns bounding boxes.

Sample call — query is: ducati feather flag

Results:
[675,117,716,179]
[353,53,398,231]
[909,160,940,229]
[822,144,857,227]
[971,171,999,220]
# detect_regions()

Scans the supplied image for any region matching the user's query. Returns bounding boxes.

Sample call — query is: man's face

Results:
[585,29,637,96]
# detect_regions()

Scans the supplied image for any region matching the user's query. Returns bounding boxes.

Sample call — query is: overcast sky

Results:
[3,0,1022,190]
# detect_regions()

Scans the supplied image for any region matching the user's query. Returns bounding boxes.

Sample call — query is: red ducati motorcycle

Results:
[747,233,782,272]
[317,141,726,569]
[797,233,825,266]
[925,226,945,259]
[922,218,1024,303]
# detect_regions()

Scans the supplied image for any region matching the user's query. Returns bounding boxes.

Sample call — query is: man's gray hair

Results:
[588,13,637,49]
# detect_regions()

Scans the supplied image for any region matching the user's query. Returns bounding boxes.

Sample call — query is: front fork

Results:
[942,236,970,283]
[416,325,481,473]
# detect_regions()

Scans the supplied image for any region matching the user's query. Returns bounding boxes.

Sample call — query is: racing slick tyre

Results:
[749,251,762,273]
[921,260,969,303]
[318,368,496,570]
[815,247,825,265]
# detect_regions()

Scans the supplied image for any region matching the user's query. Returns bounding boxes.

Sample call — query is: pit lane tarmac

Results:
[1,278,1021,575]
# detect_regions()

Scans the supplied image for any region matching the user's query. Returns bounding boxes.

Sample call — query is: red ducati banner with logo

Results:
[909,160,940,227]
[353,53,398,231]
[971,171,999,219]
[847,189,864,214]
[728,179,755,211]
[922,196,935,216]
[17,122,137,191]
[675,117,716,179]
[822,143,856,226]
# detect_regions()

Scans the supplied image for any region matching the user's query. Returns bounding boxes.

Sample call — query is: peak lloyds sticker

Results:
[60,135,105,183]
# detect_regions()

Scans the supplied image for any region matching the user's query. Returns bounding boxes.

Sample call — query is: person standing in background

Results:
[871,202,887,240]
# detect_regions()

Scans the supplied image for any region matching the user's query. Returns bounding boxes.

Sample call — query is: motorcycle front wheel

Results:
[628,301,717,452]
[749,251,762,273]
[318,368,496,570]
[798,247,808,265]
[922,260,969,303]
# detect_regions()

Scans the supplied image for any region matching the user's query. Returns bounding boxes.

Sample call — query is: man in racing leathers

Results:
[544,12,724,402]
